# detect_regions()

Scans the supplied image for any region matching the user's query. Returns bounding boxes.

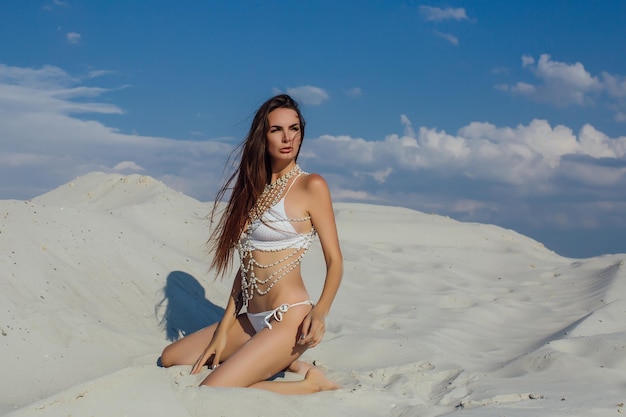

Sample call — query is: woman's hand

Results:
[298,307,326,348]
[190,331,227,374]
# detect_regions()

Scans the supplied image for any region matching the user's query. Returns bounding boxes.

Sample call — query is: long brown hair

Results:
[208,94,306,277]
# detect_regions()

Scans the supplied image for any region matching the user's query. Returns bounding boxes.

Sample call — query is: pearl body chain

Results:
[237,165,316,309]
[249,165,303,223]
[239,224,314,308]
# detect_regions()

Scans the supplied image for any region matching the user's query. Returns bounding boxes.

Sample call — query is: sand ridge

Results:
[1,172,624,416]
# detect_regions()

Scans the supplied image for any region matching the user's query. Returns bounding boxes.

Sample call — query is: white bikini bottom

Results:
[246,300,313,332]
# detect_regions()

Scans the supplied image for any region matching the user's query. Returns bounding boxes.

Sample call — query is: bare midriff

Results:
[242,248,310,314]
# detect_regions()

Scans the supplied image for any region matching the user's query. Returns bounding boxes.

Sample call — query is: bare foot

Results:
[304,367,341,392]
[287,360,314,376]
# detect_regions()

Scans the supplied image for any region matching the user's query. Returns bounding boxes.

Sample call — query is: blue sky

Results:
[1,0,625,258]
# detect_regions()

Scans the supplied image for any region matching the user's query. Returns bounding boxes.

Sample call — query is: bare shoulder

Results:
[300,173,334,217]
[300,173,339,244]
[301,173,330,195]
[287,173,331,215]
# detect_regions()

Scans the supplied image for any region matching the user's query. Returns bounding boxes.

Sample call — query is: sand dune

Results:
[1,172,624,416]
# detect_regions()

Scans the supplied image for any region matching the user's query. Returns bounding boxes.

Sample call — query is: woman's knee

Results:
[160,342,188,368]
[159,344,175,367]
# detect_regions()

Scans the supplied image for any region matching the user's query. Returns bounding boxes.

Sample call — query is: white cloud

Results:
[521,55,535,67]
[533,54,600,91]
[67,32,81,45]
[371,167,393,184]
[499,54,612,107]
[0,64,232,200]
[602,72,626,98]
[400,114,417,139]
[499,54,626,122]
[330,188,374,201]
[43,0,69,10]
[0,152,51,167]
[452,199,495,216]
[282,85,329,106]
[420,6,467,46]
[113,161,145,172]
[509,82,537,95]
[0,64,77,88]
[301,115,626,232]
[419,6,468,21]
[1,63,625,243]
[434,31,459,46]
[494,83,509,92]
[577,124,626,158]
[0,80,121,116]
[87,70,115,79]
[346,87,362,97]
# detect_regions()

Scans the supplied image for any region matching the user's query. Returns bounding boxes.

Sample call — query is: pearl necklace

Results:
[238,164,316,308]
[249,164,303,222]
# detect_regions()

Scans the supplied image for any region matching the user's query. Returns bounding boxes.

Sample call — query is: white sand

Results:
[1,172,624,416]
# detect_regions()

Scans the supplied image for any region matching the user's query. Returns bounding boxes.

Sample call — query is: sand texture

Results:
[1,172,624,416]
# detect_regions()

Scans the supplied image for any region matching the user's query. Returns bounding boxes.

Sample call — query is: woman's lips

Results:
[280,147,292,153]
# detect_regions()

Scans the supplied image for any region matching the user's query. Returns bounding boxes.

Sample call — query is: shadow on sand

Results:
[156,270,224,342]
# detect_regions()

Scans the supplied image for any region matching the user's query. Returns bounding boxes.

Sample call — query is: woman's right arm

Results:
[190,269,242,374]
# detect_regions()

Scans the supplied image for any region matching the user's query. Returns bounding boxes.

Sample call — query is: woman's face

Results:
[266,108,302,163]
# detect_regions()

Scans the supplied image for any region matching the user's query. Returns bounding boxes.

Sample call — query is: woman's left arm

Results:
[299,174,343,347]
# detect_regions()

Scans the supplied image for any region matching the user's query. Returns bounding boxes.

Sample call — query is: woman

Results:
[160,94,342,394]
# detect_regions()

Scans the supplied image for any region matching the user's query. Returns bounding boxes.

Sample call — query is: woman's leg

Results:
[200,305,339,394]
[160,314,255,368]
[252,367,340,394]
[286,359,314,375]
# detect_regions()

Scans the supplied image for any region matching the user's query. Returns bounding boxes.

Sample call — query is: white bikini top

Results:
[239,174,316,252]
[237,172,316,308]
